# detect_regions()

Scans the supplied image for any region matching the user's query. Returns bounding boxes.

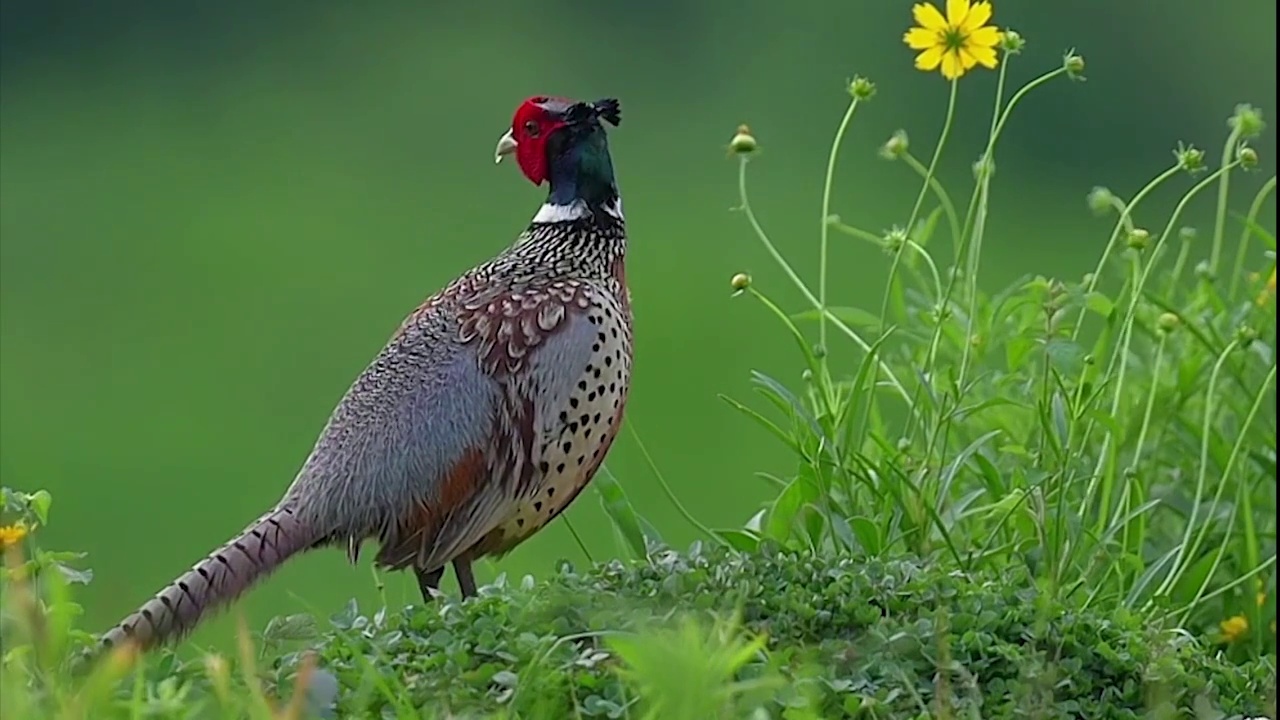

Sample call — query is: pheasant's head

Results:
[495,96,622,212]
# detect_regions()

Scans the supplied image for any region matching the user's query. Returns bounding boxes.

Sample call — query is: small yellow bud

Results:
[730,272,752,292]
[999,29,1025,54]
[729,125,757,155]
[1125,228,1151,251]
[1156,312,1180,334]
[1220,615,1249,643]
[848,76,876,101]
[879,130,909,160]
[1238,145,1259,170]
[1063,50,1086,80]
[1229,104,1266,139]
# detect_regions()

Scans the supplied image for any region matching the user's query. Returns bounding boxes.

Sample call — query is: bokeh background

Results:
[2,1,1276,647]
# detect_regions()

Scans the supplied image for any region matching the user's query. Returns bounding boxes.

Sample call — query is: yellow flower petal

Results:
[941,51,965,80]
[968,25,1001,48]
[961,1,992,32]
[915,46,945,71]
[958,48,979,70]
[946,0,971,27]
[967,44,999,69]
[904,27,940,50]
[912,3,948,32]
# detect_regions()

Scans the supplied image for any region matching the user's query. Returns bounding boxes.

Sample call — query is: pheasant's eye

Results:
[523,120,540,138]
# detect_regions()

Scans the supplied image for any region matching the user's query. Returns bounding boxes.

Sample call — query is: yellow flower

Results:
[904,0,1001,81]
[1220,614,1249,643]
[0,522,27,549]
[1257,267,1276,306]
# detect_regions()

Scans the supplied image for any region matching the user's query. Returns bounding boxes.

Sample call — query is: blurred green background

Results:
[1,1,1275,645]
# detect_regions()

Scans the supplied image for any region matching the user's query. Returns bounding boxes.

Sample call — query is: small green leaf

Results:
[262,613,319,644]
[1044,338,1086,376]
[764,478,806,545]
[55,563,93,585]
[595,468,647,561]
[714,528,761,552]
[1084,291,1114,318]
[28,490,52,525]
[848,516,883,555]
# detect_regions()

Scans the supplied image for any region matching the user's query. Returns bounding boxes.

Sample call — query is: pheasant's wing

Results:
[371,281,597,572]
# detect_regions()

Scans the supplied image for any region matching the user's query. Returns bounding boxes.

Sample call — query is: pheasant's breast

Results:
[481,287,632,554]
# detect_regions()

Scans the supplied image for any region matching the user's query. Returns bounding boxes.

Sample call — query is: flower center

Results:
[943,27,967,52]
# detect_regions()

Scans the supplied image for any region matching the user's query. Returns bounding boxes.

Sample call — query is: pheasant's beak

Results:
[494,129,517,164]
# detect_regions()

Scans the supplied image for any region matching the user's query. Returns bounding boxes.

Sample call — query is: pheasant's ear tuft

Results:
[593,98,621,127]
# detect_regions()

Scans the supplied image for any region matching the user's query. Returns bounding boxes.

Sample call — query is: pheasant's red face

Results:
[495,96,572,186]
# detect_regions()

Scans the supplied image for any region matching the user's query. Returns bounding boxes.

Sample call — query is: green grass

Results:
[2,21,1277,720]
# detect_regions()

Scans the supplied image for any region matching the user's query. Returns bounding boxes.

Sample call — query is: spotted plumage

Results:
[99,95,632,653]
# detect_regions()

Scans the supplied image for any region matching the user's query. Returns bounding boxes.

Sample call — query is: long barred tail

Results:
[100,505,316,652]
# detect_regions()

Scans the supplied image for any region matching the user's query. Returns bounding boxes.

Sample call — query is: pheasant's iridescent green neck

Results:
[536,127,620,225]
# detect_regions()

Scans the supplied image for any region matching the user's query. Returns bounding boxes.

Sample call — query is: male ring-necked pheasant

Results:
[100,95,632,651]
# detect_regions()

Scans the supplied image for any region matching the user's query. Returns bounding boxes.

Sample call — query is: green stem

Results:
[1208,127,1244,275]
[736,157,913,405]
[829,220,944,302]
[878,79,956,347]
[626,423,719,543]
[1070,165,1181,343]
[1081,162,1241,511]
[902,151,963,256]
[818,98,862,350]
[1228,175,1277,301]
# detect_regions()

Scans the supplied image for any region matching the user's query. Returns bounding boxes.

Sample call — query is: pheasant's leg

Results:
[414,566,445,602]
[453,558,478,599]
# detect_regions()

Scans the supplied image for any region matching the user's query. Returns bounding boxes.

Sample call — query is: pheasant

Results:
[100,95,632,652]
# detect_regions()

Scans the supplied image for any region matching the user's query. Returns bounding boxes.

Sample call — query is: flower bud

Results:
[1235,325,1259,347]
[999,29,1025,54]
[1175,142,1206,174]
[812,343,827,359]
[1087,186,1116,215]
[1229,104,1266,139]
[730,272,752,293]
[1125,228,1151,251]
[1156,312,1181,334]
[879,130,910,160]
[972,154,995,181]
[1179,227,1197,243]
[883,226,908,253]
[848,76,876,101]
[1063,50,1086,80]
[730,125,757,155]
[1195,259,1215,282]
[1238,145,1259,170]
